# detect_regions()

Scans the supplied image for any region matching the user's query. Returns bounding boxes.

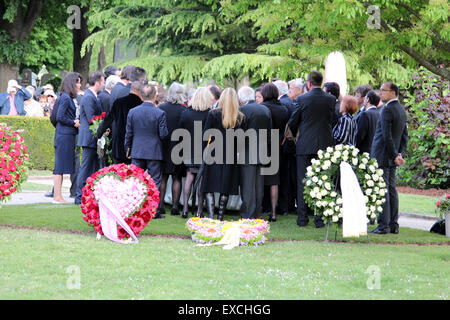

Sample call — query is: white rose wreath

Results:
[303,144,387,226]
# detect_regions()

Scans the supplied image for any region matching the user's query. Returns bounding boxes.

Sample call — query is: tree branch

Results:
[398,45,450,80]
[362,3,450,81]
[19,0,44,40]
[396,1,450,53]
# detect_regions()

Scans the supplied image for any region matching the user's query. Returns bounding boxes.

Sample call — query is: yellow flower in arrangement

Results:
[222,222,233,234]
[185,218,270,247]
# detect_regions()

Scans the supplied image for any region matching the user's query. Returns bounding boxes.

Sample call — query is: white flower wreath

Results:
[304,144,387,225]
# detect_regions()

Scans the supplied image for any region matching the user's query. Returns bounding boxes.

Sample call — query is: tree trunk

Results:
[72,5,96,87]
[97,46,106,72]
[0,0,44,90]
[0,63,19,92]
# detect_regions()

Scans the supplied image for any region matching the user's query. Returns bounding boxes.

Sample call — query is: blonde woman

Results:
[178,87,214,218]
[200,88,245,220]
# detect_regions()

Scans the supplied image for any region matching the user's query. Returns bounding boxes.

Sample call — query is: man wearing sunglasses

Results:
[370,82,409,235]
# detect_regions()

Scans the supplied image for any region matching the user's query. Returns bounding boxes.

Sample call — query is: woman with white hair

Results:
[158,82,187,216]
[24,86,44,117]
[178,87,214,218]
[98,75,121,113]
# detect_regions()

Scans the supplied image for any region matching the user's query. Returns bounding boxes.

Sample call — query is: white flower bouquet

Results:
[304,144,387,225]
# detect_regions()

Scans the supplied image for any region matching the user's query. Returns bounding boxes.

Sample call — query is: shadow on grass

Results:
[0,203,448,245]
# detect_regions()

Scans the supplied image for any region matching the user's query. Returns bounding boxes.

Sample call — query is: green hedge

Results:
[0,116,55,170]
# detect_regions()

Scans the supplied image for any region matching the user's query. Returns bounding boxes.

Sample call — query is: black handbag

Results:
[430,219,445,235]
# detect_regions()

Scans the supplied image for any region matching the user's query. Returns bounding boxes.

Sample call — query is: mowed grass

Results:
[0,227,448,300]
[398,193,439,217]
[0,203,448,244]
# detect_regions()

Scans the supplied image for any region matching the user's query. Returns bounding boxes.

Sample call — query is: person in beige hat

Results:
[0,79,32,115]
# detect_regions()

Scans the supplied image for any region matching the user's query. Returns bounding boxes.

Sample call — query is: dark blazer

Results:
[124,102,168,160]
[55,93,78,135]
[158,101,186,164]
[279,95,296,155]
[96,93,142,161]
[279,94,295,111]
[331,100,341,128]
[109,82,131,110]
[239,100,272,165]
[0,88,32,115]
[288,88,336,155]
[98,89,111,114]
[77,89,103,148]
[355,106,381,154]
[262,99,289,144]
[200,108,244,195]
[371,100,408,167]
[178,107,210,167]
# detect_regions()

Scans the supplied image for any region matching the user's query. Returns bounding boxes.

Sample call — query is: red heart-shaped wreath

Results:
[81,164,159,239]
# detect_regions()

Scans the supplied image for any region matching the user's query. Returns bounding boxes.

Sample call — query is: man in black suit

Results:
[109,66,146,110]
[109,65,134,109]
[286,70,336,228]
[104,65,121,78]
[355,90,381,154]
[74,72,105,204]
[125,83,168,205]
[370,82,408,234]
[96,81,143,164]
[274,79,297,215]
[237,86,272,219]
[354,84,372,120]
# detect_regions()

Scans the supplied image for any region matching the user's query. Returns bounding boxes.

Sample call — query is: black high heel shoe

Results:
[181,211,188,218]
[268,215,277,222]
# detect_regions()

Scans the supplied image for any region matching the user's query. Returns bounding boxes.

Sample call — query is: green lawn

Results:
[0,228,448,299]
[398,193,439,217]
[20,182,66,192]
[0,204,447,245]
[0,203,448,299]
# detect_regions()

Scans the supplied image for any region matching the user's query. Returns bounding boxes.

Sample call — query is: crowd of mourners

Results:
[1,64,408,235]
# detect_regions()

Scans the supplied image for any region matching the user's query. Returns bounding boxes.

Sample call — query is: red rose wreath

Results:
[81,164,159,239]
[0,123,29,203]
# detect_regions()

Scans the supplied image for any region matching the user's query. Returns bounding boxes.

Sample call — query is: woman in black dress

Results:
[157,82,187,216]
[201,88,245,221]
[261,83,289,221]
[178,87,214,218]
[53,73,82,203]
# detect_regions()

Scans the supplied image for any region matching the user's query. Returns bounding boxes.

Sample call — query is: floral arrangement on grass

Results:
[186,218,270,246]
[89,112,112,164]
[303,144,387,225]
[0,123,29,203]
[81,164,159,239]
[435,194,450,220]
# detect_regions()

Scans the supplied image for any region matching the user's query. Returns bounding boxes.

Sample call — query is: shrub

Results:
[0,116,55,170]
[398,67,450,189]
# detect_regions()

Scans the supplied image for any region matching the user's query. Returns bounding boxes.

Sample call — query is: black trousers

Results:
[278,153,297,213]
[113,156,131,165]
[75,147,99,203]
[296,154,324,227]
[132,159,162,189]
[240,165,264,219]
[378,166,399,232]
[69,145,81,197]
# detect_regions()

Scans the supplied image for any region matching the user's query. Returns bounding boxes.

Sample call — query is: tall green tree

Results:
[0,0,116,90]
[84,0,449,88]
[0,0,44,90]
